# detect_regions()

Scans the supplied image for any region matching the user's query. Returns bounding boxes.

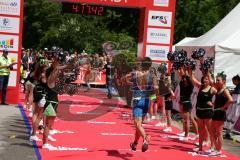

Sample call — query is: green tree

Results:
[23,0,240,52]
[23,0,139,53]
[174,0,239,43]
[23,0,62,48]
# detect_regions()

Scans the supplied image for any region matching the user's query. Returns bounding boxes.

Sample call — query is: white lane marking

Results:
[220,155,227,158]
[101,133,134,136]
[117,149,159,152]
[62,99,103,103]
[188,152,198,157]
[61,99,84,102]
[88,121,116,124]
[164,135,180,139]
[108,106,121,110]
[69,105,96,108]
[46,146,87,151]
[49,130,75,135]
[142,124,154,127]
[77,112,103,115]
[187,152,227,158]
[160,134,198,141]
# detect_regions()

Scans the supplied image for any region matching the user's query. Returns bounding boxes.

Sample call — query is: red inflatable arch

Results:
[60,0,177,61]
[0,0,176,104]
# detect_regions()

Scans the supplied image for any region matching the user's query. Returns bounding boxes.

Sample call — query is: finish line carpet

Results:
[20,89,240,160]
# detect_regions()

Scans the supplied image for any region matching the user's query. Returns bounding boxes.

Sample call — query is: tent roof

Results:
[216,30,240,53]
[176,3,240,47]
[174,37,196,46]
[173,37,196,51]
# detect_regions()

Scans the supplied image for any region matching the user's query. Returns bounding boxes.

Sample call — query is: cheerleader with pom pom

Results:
[189,50,218,153]
[189,68,217,154]
[210,72,233,156]
[156,63,175,132]
[177,66,198,140]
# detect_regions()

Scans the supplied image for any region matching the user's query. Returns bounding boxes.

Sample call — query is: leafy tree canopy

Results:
[23,0,240,53]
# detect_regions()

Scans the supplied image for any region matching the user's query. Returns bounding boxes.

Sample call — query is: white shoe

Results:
[28,112,33,118]
[193,147,199,152]
[163,127,172,132]
[36,129,44,134]
[179,136,189,141]
[206,147,215,154]
[192,134,199,140]
[204,141,210,146]
[49,130,57,135]
[209,150,221,156]
[177,132,185,137]
[195,141,209,146]
[144,118,151,123]
[151,116,156,120]
[48,135,56,142]
[30,135,41,141]
[42,143,55,150]
[39,120,43,126]
[21,79,25,84]
[155,122,167,127]
[23,104,27,110]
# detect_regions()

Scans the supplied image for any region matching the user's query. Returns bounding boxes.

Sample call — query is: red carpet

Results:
[20,89,240,160]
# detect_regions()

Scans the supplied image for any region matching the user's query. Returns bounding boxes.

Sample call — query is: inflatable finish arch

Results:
[0,0,176,103]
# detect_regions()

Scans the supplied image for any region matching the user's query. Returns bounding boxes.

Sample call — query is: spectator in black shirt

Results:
[104,55,114,99]
[232,75,240,94]
[21,50,29,84]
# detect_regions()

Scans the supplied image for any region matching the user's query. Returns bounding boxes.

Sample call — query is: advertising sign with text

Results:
[148,10,172,27]
[154,0,169,7]
[0,16,20,34]
[147,28,171,44]
[146,45,169,61]
[0,34,19,51]
[0,0,21,16]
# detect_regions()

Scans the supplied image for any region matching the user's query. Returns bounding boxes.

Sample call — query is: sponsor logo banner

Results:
[0,0,21,16]
[148,10,172,27]
[0,17,20,33]
[147,28,171,44]
[0,34,19,51]
[146,45,169,61]
[154,0,169,7]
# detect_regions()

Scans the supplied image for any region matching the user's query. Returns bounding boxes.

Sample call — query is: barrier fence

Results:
[73,67,106,85]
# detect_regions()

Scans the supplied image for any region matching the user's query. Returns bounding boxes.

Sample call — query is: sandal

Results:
[130,141,138,151]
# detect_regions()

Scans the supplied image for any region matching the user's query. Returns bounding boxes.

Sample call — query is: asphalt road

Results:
[0,105,38,160]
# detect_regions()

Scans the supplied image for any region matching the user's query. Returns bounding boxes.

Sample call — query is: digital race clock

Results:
[62,2,106,16]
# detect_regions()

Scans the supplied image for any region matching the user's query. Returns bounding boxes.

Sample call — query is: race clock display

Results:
[62,2,106,16]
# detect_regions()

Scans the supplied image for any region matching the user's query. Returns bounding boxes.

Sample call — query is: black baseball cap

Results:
[3,49,8,54]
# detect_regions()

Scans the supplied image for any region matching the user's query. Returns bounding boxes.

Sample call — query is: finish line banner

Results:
[73,68,106,85]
